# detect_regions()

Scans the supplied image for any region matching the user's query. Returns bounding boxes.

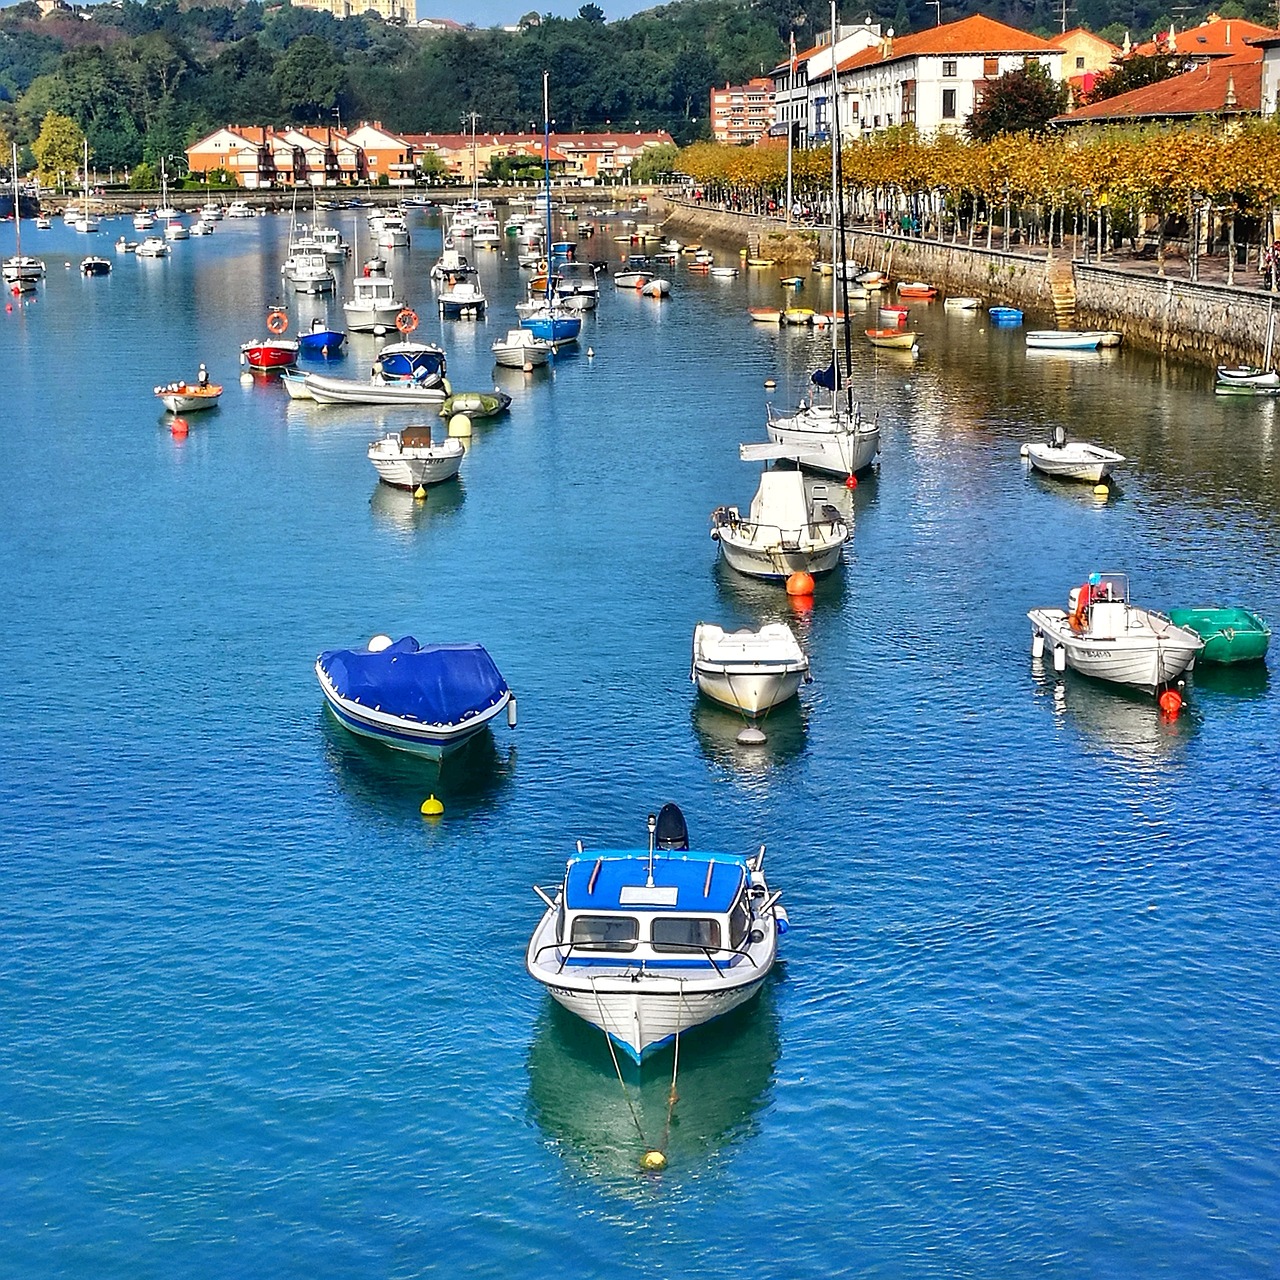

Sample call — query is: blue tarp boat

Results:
[315,635,514,758]
[989,306,1023,324]
[374,341,447,383]
[298,320,346,358]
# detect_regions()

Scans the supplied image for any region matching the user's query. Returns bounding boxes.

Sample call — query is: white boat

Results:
[281,370,314,400]
[226,200,254,218]
[367,424,465,489]
[1028,573,1203,692]
[639,277,670,298]
[711,469,850,580]
[133,209,156,231]
[1026,330,1103,351]
[114,237,138,254]
[3,146,43,290]
[430,246,476,284]
[314,225,350,262]
[72,138,100,231]
[135,236,170,258]
[34,214,52,230]
[553,260,599,310]
[492,327,552,370]
[437,278,486,318]
[471,215,501,246]
[303,372,446,406]
[189,217,215,236]
[691,622,809,715]
[376,211,410,249]
[200,202,224,221]
[1215,365,1279,389]
[164,219,189,241]
[944,295,982,310]
[526,803,787,1063]
[1022,426,1124,483]
[154,378,223,413]
[343,273,405,332]
[282,249,336,294]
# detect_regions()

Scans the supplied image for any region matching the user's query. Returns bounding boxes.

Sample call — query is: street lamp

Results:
[1002,179,1011,251]
[1190,191,1205,282]
[1082,188,1093,264]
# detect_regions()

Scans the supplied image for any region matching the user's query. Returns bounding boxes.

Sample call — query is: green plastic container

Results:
[1168,607,1271,664]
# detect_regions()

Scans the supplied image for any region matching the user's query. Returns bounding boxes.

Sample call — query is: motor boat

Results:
[164,219,189,241]
[438,390,512,420]
[281,370,314,400]
[525,802,787,1063]
[226,200,254,218]
[154,377,223,413]
[431,246,477,284]
[1028,573,1204,693]
[189,217,215,236]
[711,469,850,580]
[519,304,580,345]
[376,211,410,249]
[896,281,937,298]
[639,278,670,298]
[315,635,515,759]
[282,249,336,295]
[492,327,552,370]
[343,273,405,333]
[303,372,446,406]
[313,225,350,262]
[553,260,599,310]
[690,623,810,716]
[114,237,138,254]
[437,278,487,318]
[200,202,224,221]
[1022,426,1124,484]
[297,317,346,358]
[135,236,170,258]
[1025,330,1104,351]
[133,209,156,231]
[79,256,112,276]
[367,424,465,489]
[371,340,448,389]
[241,311,299,372]
[614,255,652,288]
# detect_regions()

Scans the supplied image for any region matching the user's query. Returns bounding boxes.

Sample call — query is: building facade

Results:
[709,78,775,145]
[292,0,413,21]
[770,23,883,145]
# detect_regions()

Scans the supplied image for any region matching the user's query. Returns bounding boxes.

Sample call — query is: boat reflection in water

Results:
[525,983,781,1184]
[692,697,808,782]
[318,709,514,818]
[1033,662,1197,767]
[368,475,465,536]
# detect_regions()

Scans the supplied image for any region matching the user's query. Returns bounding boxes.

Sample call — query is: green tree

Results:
[129,159,156,190]
[578,4,606,21]
[1084,53,1182,105]
[31,110,82,188]
[272,34,345,122]
[629,141,678,182]
[965,62,1068,141]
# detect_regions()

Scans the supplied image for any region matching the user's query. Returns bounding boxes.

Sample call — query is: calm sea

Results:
[2,207,1278,1280]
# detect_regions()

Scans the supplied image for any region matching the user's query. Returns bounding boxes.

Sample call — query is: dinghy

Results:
[691,623,810,715]
[1022,426,1124,483]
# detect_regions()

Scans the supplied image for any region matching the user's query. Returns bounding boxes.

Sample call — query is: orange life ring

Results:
[396,307,419,334]
[266,309,288,335]
[538,259,548,273]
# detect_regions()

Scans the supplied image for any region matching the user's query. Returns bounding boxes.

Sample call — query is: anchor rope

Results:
[660,983,691,1154]
[589,976,646,1143]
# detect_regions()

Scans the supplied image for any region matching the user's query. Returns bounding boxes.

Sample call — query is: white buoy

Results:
[507,697,517,727]
[587,347,594,358]
[1032,632,1045,658]
[1019,443,1030,457]
[239,371,253,385]
[737,725,767,745]
[1053,645,1067,674]
[448,412,472,438]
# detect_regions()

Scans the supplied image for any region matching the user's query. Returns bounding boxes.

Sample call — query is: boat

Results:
[897,281,937,298]
[315,634,514,759]
[135,236,170,258]
[343,272,405,333]
[553,260,600,310]
[226,200,254,218]
[297,317,346,358]
[856,270,887,289]
[690,622,810,715]
[367,425,465,489]
[1215,365,1279,389]
[989,306,1023,324]
[710,265,740,279]
[1026,330,1103,351]
[944,296,982,310]
[437,278,487,318]
[164,219,189,242]
[114,237,138,254]
[639,277,671,298]
[376,210,410,249]
[1022,426,1124,483]
[34,214,52,230]
[430,246,477,284]
[492,327,552,370]
[439,390,512,419]
[1027,573,1204,693]
[241,309,299,372]
[865,328,918,349]
[711,469,850,580]
[189,218,215,236]
[613,255,652,289]
[200,201,224,222]
[748,307,782,324]
[878,305,909,325]
[782,307,814,325]
[746,258,775,268]
[313,225,350,262]
[132,209,156,231]
[72,140,100,232]
[3,143,43,291]
[154,374,223,413]
[303,372,447,406]
[282,249,335,295]
[525,802,787,1063]
[281,370,313,400]
[80,256,112,276]
[373,339,446,387]
[520,302,581,345]
[1166,607,1271,664]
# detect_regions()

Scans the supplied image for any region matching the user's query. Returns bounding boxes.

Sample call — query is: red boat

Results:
[879,305,910,326]
[240,339,299,371]
[897,281,938,299]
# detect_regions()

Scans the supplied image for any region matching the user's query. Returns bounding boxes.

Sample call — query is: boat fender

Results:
[267,309,288,334]
[507,697,517,728]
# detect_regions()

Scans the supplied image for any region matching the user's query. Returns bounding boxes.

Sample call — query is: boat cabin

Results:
[352,277,398,306]
[1069,572,1130,635]
[556,854,761,968]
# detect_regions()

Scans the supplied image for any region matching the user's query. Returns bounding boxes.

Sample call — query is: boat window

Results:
[729,900,750,949]
[570,914,638,952]
[651,918,722,952]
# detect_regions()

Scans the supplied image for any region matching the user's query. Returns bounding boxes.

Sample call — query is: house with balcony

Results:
[710,78,776,145]
[771,22,883,145]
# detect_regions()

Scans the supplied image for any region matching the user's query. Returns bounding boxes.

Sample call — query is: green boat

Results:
[1167,606,1271,664]
[438,390,512,420]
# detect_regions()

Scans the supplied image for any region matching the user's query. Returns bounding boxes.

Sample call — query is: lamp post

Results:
[1190,191,1204,282]
[1002,179,1011,251]
[1081,188,1093,263]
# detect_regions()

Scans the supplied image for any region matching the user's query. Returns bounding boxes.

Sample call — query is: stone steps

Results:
[1048,258,1076,323]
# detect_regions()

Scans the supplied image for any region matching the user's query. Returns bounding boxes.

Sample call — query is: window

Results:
[983,57,998,77]
[942,59,957,77]
[571,914,638,951]
[651,918,722,952]
[942,88,957,119]
[729,900,750,949]
[1076,55,1085,69]
[873,114,881,128]
[901,79,916,125]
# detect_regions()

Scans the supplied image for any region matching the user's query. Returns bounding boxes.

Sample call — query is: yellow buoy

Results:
[640,1150,667,1172]
[420,794,444,817]
[1093,483,1109,497]
[414,484,427,501]
[448,413,472,439]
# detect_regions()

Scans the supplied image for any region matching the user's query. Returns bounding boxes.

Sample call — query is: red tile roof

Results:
[1131,15,1270,59]
[1056,48,1261,122]
[836,14,1060,74]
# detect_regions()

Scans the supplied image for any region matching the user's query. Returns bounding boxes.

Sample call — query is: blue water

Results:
[2,210,1278,1279]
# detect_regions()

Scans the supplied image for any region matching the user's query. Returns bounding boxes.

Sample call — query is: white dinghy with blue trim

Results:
[526,803,787,1062]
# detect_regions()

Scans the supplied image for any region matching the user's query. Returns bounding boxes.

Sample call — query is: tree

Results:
[31,110,82,188]
[965,62,1068,141]
[578,4,605,21]
[1084,53,1182,105]
[629,141,678,183]
[272,34,345,122]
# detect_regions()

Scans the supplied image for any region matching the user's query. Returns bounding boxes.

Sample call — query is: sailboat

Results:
[3,143,44,290]
[759,1,880,479]
[519,72,581,348]
[73,138,100,233]
[155,158,178,222]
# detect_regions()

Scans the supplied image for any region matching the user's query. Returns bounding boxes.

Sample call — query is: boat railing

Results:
[713,509,846,543]
[531,938,763,978]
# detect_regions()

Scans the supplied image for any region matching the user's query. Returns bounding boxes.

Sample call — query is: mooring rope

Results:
[590,977,645,1143]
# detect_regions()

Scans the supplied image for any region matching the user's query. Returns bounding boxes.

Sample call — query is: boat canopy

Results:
[749,471,810,527]
[317,637,508,726]
[564,854,747,914]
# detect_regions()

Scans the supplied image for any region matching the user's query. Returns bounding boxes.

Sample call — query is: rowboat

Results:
[1026,330,1103,351]
[154,381,223,413]
[1166,607,1271,664]
[944,296,982,310]
[1021,427,1124,483]
[989,306,1023,324]
[748,307,782,324]
[1215,365,1279,390]
[782,307,815,325]
[878,305,909,326]
[897,281,937,298]
[865,328,918,349]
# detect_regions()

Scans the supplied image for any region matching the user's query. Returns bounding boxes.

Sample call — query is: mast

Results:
[12,142,22,261]
[785,29,796,225]
[543,71,552,304]
[829,0,840,401]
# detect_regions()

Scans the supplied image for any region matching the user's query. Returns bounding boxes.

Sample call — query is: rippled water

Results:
[2,209,1278,1279]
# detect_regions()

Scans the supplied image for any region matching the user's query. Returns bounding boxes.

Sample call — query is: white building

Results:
[770,23,883,145]
[832,14,1063,139]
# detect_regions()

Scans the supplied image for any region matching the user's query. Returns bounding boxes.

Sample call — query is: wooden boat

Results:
[1028,573,1203,693]
[865,328,918,349]
[690,623,810,715]
[1022,427,1124,483]
[944,295,982,310]
[1166,607,1271,664]
[746,258,776,268]
[897,281,937,298]
[154,381,223,413]
[526,802,787,1062]
[782,307,815,325]
[748,307,783,323]
[1026,330,1103,351]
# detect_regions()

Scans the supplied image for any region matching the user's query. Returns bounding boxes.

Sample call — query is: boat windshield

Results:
[651,918,721,952]
[570,914,638,952]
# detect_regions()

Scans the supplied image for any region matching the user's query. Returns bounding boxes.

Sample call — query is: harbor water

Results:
[2,210,1278,1279]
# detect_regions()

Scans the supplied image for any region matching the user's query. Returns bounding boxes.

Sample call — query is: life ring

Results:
[396,308,419,334]
[266,309,288,335]
[538,259,548,273]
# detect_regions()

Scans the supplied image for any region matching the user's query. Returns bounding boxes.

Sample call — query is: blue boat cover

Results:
[564,854,747,915]
[318,637,508,726]
[811,360,836,389]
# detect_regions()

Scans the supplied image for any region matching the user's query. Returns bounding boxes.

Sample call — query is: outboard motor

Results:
[1051,424,1067,449]
[654,802,690,851]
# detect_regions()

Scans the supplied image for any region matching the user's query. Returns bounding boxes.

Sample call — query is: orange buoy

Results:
[170,417,189,437]
[786,570,815,597]
[1158,689,1183,718]
[267,309,288,334]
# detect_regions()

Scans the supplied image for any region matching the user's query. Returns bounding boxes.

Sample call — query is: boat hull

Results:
[716,534,845,580]
[693,666,803,715]
[1025,442,1124,483]
[240,342,298,371]
[304,374,445,406]
[157,387,222,413]
[367,450,464,489]
[1026,331,1103,350]
[1028,607,1202,691]
[766,412,880,476]
[1167,607,1271,664]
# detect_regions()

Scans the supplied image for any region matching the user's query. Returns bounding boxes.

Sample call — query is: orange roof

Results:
[837,14,1060,74]
[1056,48,1261,122]
[1131,15,1270,58]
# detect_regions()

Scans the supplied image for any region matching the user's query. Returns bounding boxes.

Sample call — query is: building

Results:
[771,23,883,145]
[1050,28,1121,105]
[833,14,1063,139]
[405,131,674,184]
[710,77,776,145]
[292,0,413,20]
[1130,14,1270,63]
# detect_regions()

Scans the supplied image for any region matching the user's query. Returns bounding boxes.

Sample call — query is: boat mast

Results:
[12,142,21,262]
[543,71,552,303]
[829,0,840,402]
